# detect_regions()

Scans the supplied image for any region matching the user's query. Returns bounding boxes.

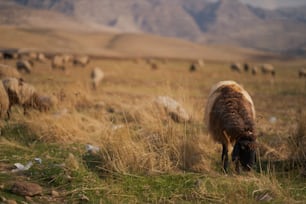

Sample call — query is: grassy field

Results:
[0,55,306,203]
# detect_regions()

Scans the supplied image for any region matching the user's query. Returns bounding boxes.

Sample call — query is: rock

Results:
[154,96,190,123]
[11,181,43,197]
[51,190,60,197]
[6,200,17,204]
[25,196,33,202]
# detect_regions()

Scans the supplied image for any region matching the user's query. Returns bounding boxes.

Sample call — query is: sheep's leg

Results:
[23,105,28,115]
[6,104,12,120]
[222,144,229,173]
[6,111,10,121]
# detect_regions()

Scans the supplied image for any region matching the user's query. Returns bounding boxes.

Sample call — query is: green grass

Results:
[0,123,304,203]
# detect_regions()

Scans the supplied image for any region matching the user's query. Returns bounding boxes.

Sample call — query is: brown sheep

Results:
[205,80,257,172]
[244,63,249,72]
[16,60,33,74]
[189,63,197,72]
[2,77,53,118]
[298,68,306,78]
[151,63,158,70]
[230,63,243,73]
[2,50,19,60]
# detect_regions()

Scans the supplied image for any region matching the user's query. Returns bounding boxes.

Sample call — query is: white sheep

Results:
[37,53,47,62]
[73,56,90,67]
[0,64,21,79]
[52,55,65,70]
[0,81,9,119]
[251,66,258,76]
[90,67,104,90]
[261,64,275,76]
[2,77,53,118]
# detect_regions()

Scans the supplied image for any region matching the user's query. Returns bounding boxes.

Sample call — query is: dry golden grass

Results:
[1,54,305,176]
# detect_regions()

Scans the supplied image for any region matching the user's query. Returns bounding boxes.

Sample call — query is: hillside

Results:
[0,1,116,31]
[0,26,272,61]
[7,0,306,53]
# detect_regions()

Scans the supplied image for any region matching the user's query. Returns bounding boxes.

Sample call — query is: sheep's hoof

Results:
[235,161,241,174]
[222,167,228,174]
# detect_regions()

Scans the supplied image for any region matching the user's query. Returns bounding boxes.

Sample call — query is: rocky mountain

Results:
[3,0,306,53]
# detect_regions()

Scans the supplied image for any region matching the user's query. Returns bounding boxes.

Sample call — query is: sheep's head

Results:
[232,137,257,171]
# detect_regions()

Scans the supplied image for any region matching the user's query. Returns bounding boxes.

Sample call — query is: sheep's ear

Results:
[232,142,240,161]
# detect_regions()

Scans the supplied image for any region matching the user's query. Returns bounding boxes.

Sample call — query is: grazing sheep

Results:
[2,77,53,118]
[23,94,53,113]
[73,56,90,67]
[298,68,306,78]
[197,59,205,67]
[27,52,38,60]
[0,81,9,119]
[0,64,21,79]
[261,64,275,76]
[244,63,249,72]
[151,63,158,70]
[37,53,47,62]
[205,80,257,172]
[230,63,243,73]
[52,55,65,70]
[90,67,104,90]
[251,66,258,75]
[16,60,33,74]
[2,77,23,118]
[62,54,73,64]
[189,63,197,72]
[2,50,19,59]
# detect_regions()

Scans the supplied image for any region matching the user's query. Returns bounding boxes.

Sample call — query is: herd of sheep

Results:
[0,49,305,173]
[0,49,104,119]
[230,62,276,76]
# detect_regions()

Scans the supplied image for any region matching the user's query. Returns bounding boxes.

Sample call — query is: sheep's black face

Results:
[232,139,256,171]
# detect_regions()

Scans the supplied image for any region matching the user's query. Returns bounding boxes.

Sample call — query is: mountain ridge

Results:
[3,0,306,53]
